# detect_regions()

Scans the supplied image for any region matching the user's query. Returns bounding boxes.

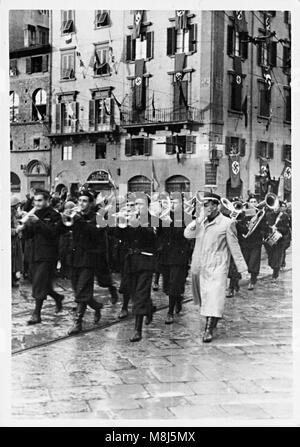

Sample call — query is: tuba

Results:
[256,192,279,211]
[242,208,265,239]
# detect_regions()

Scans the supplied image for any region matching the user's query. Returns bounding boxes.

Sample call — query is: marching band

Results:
[11,186,292,343]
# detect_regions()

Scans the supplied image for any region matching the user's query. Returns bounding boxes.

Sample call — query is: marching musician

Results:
[157,191,191,324]
[21,189,65,325]
[238,194,266,291]
[60,190,103,335]
[263,199,291,282]
[184,192,247,343]
[117,192,158,342]
[11,196,23,287]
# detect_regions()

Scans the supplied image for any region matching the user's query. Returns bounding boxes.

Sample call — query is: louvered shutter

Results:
[144,138,152,156]
[239,138,246,157]
[89,100,95,130]
[268,142,274,159]
[227,25,234,56]
[256,141,262,158]
[55,103,62,133]
[257,43,262,66]
[146,31,154,59]
[268,41,277,67]
[188,24,197,52]
[167,27,176,56]
[26,58,32,74]
[70,102,79,132]
[166,136,174,154]
[126,35,132,62]
[186,135,195,154]
[225,136,231,155]
[42,55,48,72]
[125,139,132,156]
[239,32,248,59]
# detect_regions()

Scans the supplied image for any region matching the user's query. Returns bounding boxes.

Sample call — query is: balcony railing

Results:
[121,107,204,127]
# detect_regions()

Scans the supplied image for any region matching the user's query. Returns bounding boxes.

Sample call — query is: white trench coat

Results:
[184,212,247,317]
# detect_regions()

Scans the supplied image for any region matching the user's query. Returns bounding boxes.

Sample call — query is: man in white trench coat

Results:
[184,192,247,342]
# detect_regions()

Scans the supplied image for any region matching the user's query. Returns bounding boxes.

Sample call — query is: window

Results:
[61,10,75,34]
[62,145,72,160]
[167,24,197,56]
[38,10,49,15]
[61,51,75,79]
[9,59,18,76]
[166,135,195,154]
[258,81,271,117]
[165,175,190,193]
[56,99,79,133]
[32,89,47,121]
[24,25,36,47]
[128,175,151,195]
[225,136,246,156]
[227,25,248,59]
[94,46,110,76]
[282,145,291,162]
[37,27,49,45]
[126,32,154,62]
[257,38,277,67]
[89,91,114,130]
[205,163,217,186]
[26,55,48,74]
[256,141,274,159]
[95,10,110,28]
[10,91,19,122]
[33,138,40,149]
[95,142,107,159]
[125,138,152,156]
[284,87,291,122]
[11,172,21,193]
[284,11,291,24]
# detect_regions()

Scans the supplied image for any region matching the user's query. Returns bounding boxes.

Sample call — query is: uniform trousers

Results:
[159,264,187,296]
[31,261,59,301]
[71,266,101,309]
[241,244,262,277]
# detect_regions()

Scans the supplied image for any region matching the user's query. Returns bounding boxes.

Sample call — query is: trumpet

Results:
[19,207,38,224]
[220,198,244,220]
[61,206,81,226]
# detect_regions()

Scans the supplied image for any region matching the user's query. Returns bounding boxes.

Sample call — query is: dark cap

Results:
[203,191,221,203]
[78,190,94,202]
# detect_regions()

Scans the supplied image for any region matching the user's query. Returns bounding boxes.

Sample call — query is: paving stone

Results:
[117,368,160,384]
[150,365,207,382]
[88,397,140,411]
[144,382,195,398]
[188,380,237,395]
[220,403,273,419]
[105,384,150,399]
[111,407,176,419]
[169,404,227,419]
[136,396,190,409]
[257,401,293,419]
[226,379,266,394]
[185,393,242,406]
[50,385,109,401]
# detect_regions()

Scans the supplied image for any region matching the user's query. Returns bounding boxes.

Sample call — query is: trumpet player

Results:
[184,192,247,343]
[157,192,192,324]
[21,189,65,325]
[60,190,103,335]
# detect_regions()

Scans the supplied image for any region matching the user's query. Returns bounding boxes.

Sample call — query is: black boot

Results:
[94,306,102,324]
[165,295,176,324]
[203,317,216,343]
[118,293,130,319]
[49,292,65,313]
[175,296,183,314]
[130,315,144,342]
[145,303,157,325]
[27,299,43,325]
[109,286,119,304]
[68,303,87,335]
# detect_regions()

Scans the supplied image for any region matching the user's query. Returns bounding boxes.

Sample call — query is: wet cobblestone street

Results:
[11,248,294,422]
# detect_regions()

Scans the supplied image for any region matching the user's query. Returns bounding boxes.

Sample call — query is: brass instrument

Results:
[61,205,81,226]
[220,198,243,220]
[256,192,279,211]
[242,208,265,239]
[243,193,279,239]
[19,207,38,224]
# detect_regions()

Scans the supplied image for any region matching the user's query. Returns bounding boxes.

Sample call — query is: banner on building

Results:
[233,11,248,33]
[229,153,241,188]
[175,10,188,30]
[281,161,292,192]
[134,59,145,110]
[133,10,143,39]
[259,157,271,195]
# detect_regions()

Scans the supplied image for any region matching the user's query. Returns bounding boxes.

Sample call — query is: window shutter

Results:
[227,25,234,56]
[42,55,48,72]
[239,32,248,59]
[167,27,176,56]
[268,41,277,67]
[268,142,274,159]
[26,57,32,74]
[146,31,154,59]
[70,102,79,132]
[89,100,95,130]
[131,38,136,61]
[256,141,262,158]
[186,135,195,154]
[225,136,231,155]
[55,103,62,133]
[239,138,246,157]
[188,24,197,52]
[125,139,132,156]
[144,138,152,156]
[284,11,290,24]
[126,35,132,62]
[166,136,174,154]
[257,43,262,66]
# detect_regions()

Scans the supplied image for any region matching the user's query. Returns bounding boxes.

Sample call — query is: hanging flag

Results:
[108,47,117,74]
[65,34,72,44]
[152,92,156,118]
[88,52,96,70]
[174,53,186,83]
[262,66,272,105]
[133,10,143,39]
[266,108,273,131]
[229,153,241,188]
[134,59,145,111]
[111,92,124,122]
[104,97,111,115]
[107,168,117,190]
[259,157,271,181]
[37,109,43,121]
[175,10,188,30]
[151,161,159,191]
[233,11,248,33]
[264,13,271,32]
[233,56,243,111]
[66,102,77,122]
[242,95,248,127]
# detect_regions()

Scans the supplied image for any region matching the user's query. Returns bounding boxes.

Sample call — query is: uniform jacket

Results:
[264,209,291,248]
[22,206,61,263]
[184,212,247,317]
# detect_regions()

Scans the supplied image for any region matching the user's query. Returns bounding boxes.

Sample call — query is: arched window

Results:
[11,172,21,193]
[165,175,190,193]
[32,89,47,121]
[128,175,151,195]
[10,91,19,122]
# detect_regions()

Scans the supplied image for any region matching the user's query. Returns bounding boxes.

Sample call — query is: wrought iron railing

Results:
[121,107,204,126]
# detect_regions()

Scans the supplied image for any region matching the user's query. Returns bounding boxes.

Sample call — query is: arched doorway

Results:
[11,172,21,193]
[26,159,49,192]
[55,183,67,194]
[165,175,190,193]
[128,175,151,195]
[226,179,243,200]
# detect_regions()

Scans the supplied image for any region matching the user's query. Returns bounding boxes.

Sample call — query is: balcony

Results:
[121,106,204,131]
